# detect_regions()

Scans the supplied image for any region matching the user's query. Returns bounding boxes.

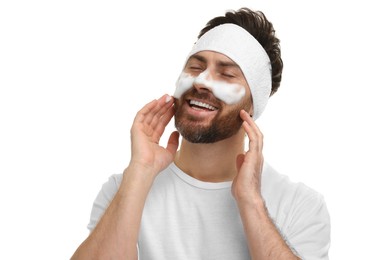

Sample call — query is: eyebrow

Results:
[189,54,240,69]
[189,54,207,64]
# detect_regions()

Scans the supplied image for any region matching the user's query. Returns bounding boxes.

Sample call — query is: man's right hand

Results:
[128,94,179,177]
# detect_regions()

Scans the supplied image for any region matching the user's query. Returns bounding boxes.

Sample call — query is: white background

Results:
[1,0,389,259]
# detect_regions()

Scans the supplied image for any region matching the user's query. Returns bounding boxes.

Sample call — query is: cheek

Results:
[210,81,246,105]
[173,73,194,99]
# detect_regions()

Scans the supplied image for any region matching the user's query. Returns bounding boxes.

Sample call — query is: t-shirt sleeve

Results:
[286,189,331,260]
[87,174,122,232]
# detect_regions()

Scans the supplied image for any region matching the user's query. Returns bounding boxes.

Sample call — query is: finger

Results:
[240,110,261,133]
[240,110,263,152]
[240,110,256,139]
[166,131,180,156]
[144,94,173,125]
[153,105,175,141]
[135,94,172,125]
[134,98,158,124]
[149,95,174,130]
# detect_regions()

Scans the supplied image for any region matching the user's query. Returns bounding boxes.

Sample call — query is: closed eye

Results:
[189,66,203,71]
[221,73,235,78]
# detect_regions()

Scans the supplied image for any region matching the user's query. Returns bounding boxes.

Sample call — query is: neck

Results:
[174,129,246,182]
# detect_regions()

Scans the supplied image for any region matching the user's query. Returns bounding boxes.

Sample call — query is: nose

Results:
[193,70,213,93]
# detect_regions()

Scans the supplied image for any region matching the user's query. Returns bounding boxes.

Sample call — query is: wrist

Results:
[122,163,158,190]
[236,193,267,214]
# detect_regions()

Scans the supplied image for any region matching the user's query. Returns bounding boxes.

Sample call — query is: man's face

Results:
[174,51,253,143]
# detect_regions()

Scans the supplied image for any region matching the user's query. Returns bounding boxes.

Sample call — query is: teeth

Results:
[189,100,217,111]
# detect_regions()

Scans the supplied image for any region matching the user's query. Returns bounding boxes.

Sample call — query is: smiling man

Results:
[174,52,252,144]
[71,8,330,260]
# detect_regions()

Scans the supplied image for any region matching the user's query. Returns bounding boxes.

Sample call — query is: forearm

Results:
[71,165,155,260]
[237,196,300,260]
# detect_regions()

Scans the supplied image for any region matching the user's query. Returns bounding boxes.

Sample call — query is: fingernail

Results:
[165,95,172,103]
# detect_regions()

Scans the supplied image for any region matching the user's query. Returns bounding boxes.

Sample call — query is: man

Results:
[71,7,330,260]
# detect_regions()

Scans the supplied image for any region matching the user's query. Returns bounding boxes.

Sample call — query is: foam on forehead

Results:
[187,23,272,120]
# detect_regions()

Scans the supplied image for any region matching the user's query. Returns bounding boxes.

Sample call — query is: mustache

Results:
[183,88,221,105]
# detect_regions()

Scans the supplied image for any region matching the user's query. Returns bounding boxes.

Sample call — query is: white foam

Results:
[173,70,246,105]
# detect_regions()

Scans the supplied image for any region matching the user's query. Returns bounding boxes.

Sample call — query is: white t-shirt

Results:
[88,162,330,260]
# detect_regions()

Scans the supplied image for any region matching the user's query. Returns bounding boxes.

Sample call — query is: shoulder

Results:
[104,173,123,190]
[96,173,123,201]
[262,162,331,259]
[261,162,328,223]
[261,162,324,209]
[87,173,122,231]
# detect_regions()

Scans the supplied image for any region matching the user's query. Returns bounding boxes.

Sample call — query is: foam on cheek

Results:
[173,71,246,105]
[173,72,195,99]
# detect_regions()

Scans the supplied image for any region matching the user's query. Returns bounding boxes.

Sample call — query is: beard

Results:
[174,90,251,143]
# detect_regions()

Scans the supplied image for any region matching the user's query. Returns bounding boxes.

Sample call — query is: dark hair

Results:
[198,7,283,96]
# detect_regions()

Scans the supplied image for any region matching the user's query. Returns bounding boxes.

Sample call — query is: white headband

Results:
[187,23,272,120]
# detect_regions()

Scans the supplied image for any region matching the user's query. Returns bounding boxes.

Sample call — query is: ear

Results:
[247,92,254,117]
[248,105,254,118]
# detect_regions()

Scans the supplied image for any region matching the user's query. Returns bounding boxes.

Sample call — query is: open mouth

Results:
[188,100,218,111]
